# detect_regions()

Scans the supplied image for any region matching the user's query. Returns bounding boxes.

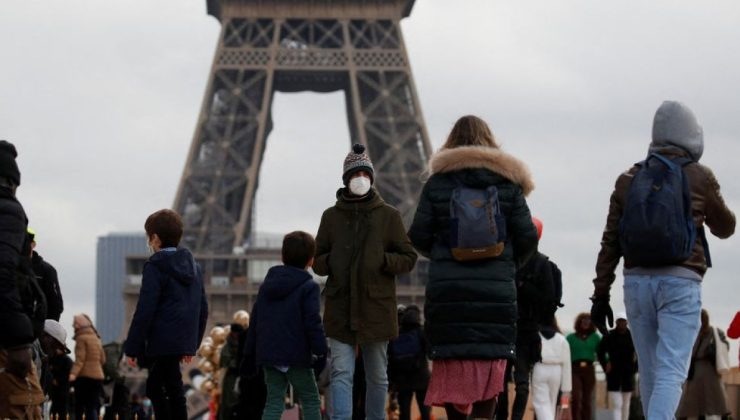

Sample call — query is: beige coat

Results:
[71,328,106,380]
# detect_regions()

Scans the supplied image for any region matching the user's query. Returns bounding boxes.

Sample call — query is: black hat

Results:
[0,140,20,186]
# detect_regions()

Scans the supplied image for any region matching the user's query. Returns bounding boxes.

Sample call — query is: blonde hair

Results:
[442,115,498,150]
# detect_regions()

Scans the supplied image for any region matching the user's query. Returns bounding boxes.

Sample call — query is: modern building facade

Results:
[95,232,147,343]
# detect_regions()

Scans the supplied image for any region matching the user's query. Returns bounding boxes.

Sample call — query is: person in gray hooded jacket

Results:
[590,101,735,419]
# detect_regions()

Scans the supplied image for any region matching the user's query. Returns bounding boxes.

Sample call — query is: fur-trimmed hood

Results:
[428,146,535,196]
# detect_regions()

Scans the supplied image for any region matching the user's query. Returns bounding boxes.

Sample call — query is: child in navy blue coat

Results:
[245,231,328,420]
[124,209,209,420]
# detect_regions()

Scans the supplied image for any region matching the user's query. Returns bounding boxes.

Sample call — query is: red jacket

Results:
[728,312,740,339]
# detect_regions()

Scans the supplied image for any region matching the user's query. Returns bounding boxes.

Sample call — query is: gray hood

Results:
[649,100,704,161]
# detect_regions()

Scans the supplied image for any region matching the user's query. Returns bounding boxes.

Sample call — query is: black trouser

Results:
[146,356,187,420]
[73,377,102,420]
[398,389,430,420]
[495,352,534,420]
[50,384,70,419]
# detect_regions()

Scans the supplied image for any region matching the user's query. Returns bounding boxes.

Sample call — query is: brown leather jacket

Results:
[71,328,106,380]
[594,149,735,297]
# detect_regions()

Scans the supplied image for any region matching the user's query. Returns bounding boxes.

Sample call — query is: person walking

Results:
[387,305,431,420]
[313,144,418,420]
[70,313,106,420]
[219,318,245,420]
[590,101,735,419]
[596,312,637,420]
[408,115,538,420]
[566,313,600,420]
[0,140,46,419]
[676,309,730,420]
[496,216,562,420]
[244,231,328,420]
[124,209,209,420]
[27,228,64,321]
[531,315,571,420]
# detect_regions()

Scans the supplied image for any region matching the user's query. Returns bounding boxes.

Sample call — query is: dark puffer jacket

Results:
[0,187,34,348]
[245,265,328,367]
[124,248,209,359]
[408,145,538,360]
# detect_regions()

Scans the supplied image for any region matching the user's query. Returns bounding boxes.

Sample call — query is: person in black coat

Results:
[124,209,209,420]
[496,218,561,420]
[388,305,431,420]
[597,313,637,420]
[27,230,64,321]
[408,116,538,420]
[0,140,46,419]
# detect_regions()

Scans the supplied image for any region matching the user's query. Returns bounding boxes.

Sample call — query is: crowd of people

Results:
[1,100,737,420]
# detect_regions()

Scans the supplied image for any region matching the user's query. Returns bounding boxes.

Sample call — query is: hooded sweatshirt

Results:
[593,101,735,297]
[245,265,328,368]
[649,101,704,161]
[124,248,208,359]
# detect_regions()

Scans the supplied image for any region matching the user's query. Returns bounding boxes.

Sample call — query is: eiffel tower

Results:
[173,0,432,255]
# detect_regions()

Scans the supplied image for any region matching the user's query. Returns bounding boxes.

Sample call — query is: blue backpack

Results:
[389,330,423,370]
[619,153,696,266]
[449,180,507,261]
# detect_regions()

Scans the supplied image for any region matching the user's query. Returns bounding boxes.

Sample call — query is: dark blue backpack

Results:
[389,330,423,370]
[449,180,507,261]
[619,153,696,266]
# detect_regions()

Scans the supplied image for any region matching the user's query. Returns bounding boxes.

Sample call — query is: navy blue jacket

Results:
[245,265,328,368]
[124,248,208,359]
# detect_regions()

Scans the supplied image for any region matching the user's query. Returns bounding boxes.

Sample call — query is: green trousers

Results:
[263,366,322,420]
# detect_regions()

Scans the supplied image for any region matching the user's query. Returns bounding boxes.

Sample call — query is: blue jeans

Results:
[623,275,701,420]
[328,338,388,420]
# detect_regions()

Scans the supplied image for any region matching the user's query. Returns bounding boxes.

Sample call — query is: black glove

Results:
[312,354,327,378]
[5,345,32,378]
[590,295,614,336]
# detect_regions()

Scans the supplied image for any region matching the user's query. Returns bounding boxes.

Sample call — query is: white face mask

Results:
[349,176,371,196]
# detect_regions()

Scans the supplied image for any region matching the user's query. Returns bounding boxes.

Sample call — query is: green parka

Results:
[314,188,418,345]
[408,145,538,360]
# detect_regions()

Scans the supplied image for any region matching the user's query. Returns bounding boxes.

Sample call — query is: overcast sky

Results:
[2,1,740,356]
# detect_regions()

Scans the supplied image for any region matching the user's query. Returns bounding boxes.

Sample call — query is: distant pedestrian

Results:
[244,231,328,420]
[27,228,64,321]
[70,313,105,420]
[597,312,637,420]
[124,209,209,420]
[531,315,571,420]
[408,115,538,420]
[566,313,600,420]
[590,101,735,419]
[677,309,730,420]
[39,319,72,418]
[313,144,418,420]
[387,305,430,420]
[496,216,562,420]
[219,316,246,420]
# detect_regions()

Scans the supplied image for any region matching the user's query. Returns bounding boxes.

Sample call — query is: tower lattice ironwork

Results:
[173,0,431,255]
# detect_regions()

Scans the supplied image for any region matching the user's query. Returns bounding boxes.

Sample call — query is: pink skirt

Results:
[424,359,508,415]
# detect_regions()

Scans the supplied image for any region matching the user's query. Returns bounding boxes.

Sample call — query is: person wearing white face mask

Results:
[314,143,418,420]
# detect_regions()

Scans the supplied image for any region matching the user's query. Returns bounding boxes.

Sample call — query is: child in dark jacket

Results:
[124,209,209,420]
[245,231,328,420]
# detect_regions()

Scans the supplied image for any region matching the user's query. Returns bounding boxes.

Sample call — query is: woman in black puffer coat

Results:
[408,115,538,420]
